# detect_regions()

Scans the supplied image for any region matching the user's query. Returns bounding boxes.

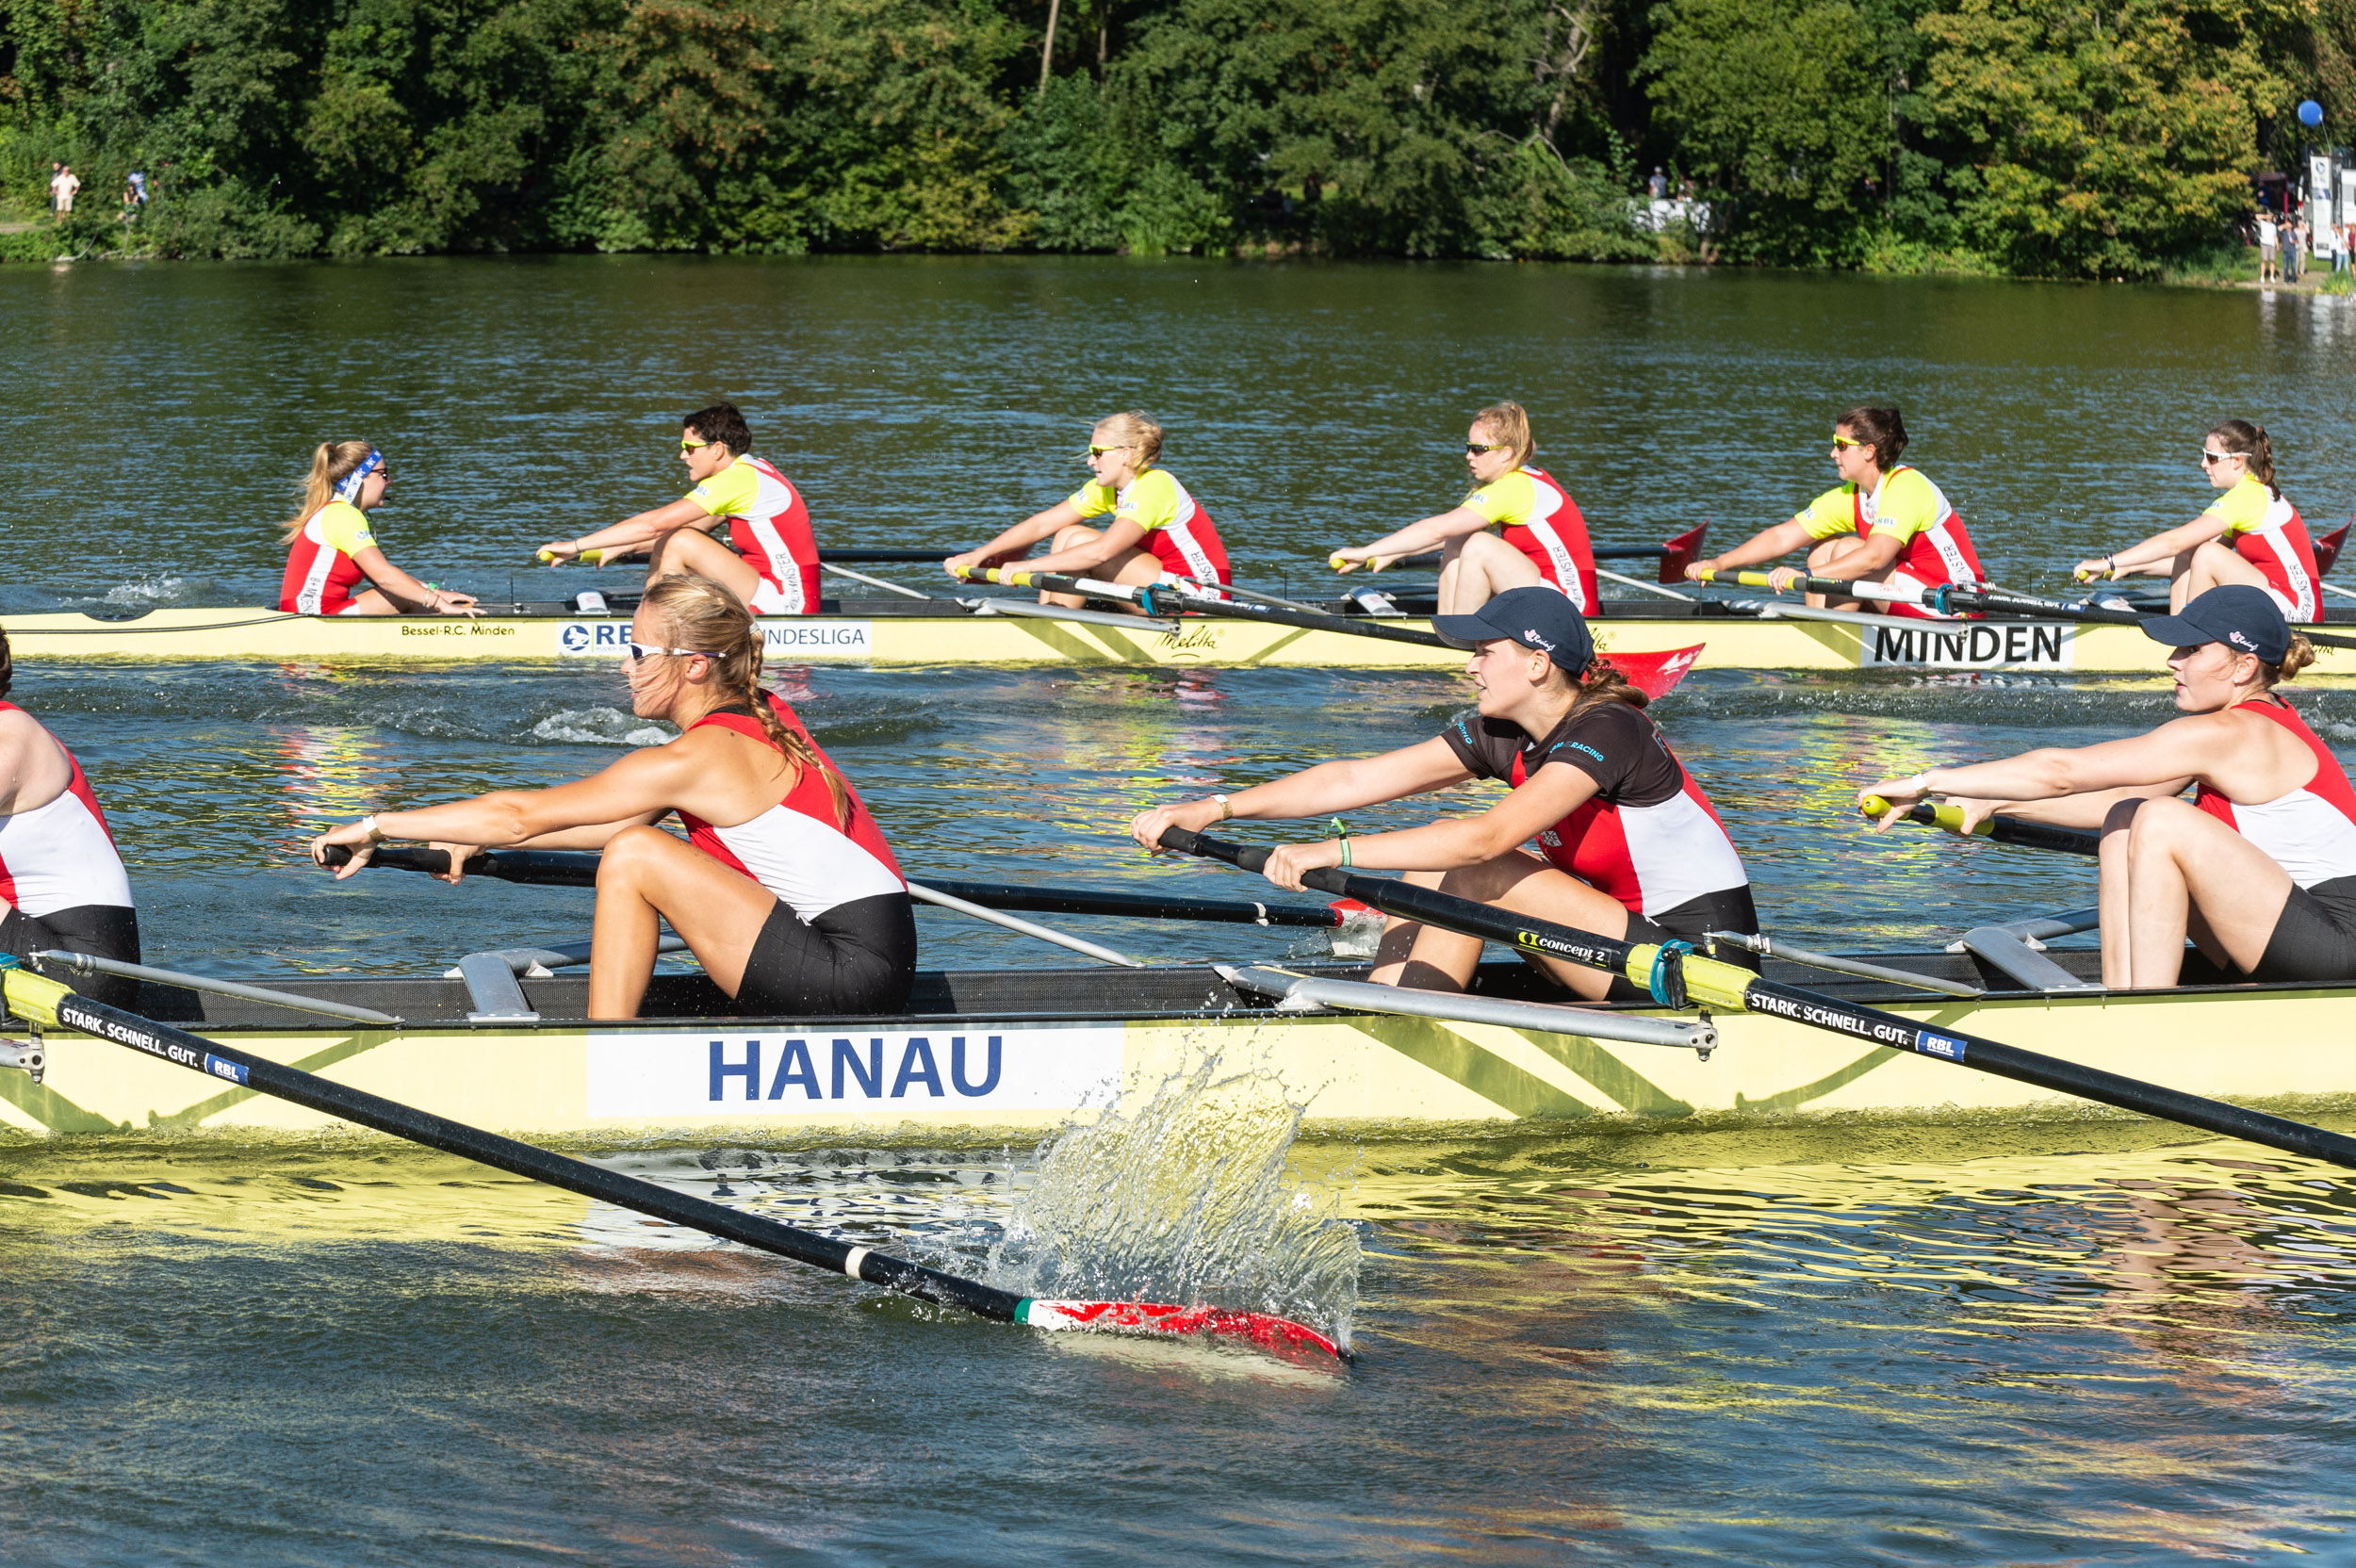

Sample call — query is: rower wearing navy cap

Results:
[1129,587,1758,1003]
[1862,585,2356,988]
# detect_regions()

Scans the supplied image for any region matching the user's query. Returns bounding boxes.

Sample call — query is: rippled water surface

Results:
[8,257,2356,1561]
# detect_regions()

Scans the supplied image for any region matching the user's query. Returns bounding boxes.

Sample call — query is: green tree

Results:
[1913,0,2298,275]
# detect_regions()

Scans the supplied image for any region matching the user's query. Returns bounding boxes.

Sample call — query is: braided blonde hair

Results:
[642,574,849,826]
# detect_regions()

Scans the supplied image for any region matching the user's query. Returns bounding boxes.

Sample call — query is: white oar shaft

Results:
[1596,568,1693,602]
[820,562,934,600]
[906,882,1144,967]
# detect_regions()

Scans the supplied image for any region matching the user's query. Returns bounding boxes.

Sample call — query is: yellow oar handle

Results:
[1859,796,1986,837]
[953,564,1035,588]
[0,959,71,1029]
[1329,552,1393,574]
[535,547,611,567]
[1688,567,1782,590]
[1612,943,1756,1012]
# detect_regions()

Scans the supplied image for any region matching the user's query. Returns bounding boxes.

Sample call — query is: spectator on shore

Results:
[2259,210,2280,283]
[2337,221,2351,275]
[1648,167,1668,200]
[122,171,147,220]
[2288,213,2306,283]
[48,163,78,220]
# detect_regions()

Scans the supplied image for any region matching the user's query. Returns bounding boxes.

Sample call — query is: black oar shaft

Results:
[1897,802,2102,856]
[1160,828,2356,1171]
[15,976,1024,1322]
[329,847,1345,926]
[960,565,1447,648]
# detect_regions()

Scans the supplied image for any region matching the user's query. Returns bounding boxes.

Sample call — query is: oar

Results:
[1152,826,2356,1170]
[315,847,1141,967]
[952,564,1448,649]
[1858,797,2102,856]
[327,846,1355,926]
[0,956,1345,1360]
[537,547,949,567]
[1694,570,2356,649]
[1367,522,1710,584]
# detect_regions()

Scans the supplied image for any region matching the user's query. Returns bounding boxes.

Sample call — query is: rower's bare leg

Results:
[2178,539,2273,610]
[589,825,783,1020]
[2120,795,2292,987]
[1803,536,1895,610]
[339,588,406,616]
[1367,852,1631,1003]
[1040,525,1161,611]
[2097,798,2140,988]
[1434,531,1543,615]
[646,526,764,608]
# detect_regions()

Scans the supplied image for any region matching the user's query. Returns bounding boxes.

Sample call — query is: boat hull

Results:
[7,963,2348,1141]
[8,605,2348,674]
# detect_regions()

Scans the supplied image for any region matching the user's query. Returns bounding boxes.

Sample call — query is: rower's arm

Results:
[2089,513,2232,577]
[558,497,713,558]
[1337,504,1492,567]
[1931,783,2189,832]
[1026,515,1148,578]
[1128,739,1472,852]
[351,547,471,613]
[1686,518,1813,578]
[501,810,673,850]
[945,501,1085,575]
[1860,712,2291,818]
[311,744,707,876]
[1328,759,1596,872]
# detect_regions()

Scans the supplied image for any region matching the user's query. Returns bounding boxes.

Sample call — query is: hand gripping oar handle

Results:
[0,957,1347,1360]
[954,565,1448,648]
[1858,797,2102,857]
[324,844,600,883]
[1153,828,2356,1171]
[1686,567,1928,606]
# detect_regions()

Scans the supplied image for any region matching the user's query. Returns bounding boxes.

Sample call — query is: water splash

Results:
[986,1057,1360,1348]
[529,706,675,747]
[60,573,213,612]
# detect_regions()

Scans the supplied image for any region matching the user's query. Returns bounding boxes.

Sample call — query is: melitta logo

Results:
[2229,630,2256,650]
[1522,628,1556,652]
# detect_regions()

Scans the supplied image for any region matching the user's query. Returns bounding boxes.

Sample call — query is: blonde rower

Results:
[943,412,1231,610]
[279,442,479,617]
[2072,420,2321,620]
[310,575,913,1021]
[1330,401,1600,614]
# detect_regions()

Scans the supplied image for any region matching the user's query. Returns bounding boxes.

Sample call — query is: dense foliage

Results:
[0,0,2328,272]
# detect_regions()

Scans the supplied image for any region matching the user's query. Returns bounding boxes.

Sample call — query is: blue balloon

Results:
[2300,99,2325,127]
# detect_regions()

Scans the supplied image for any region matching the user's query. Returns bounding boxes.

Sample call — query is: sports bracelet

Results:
[358,815,387,844]
[1212,793,1233,822]
[1338,836,1352,868]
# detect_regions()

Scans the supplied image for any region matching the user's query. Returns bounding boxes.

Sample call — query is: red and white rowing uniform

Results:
[674,695,905,919]
[1441,701,1752,934]
[1794,466,1983,620]
[688,456,822,616]
[2209,476,2320,622]
[0,702,134,919]
[1464,468,1600,613]
[280,499,377,615]
[1067,468,1233,585]
[2195,699,2356,890]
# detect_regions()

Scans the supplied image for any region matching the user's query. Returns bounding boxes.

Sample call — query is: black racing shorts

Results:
[2251,875,2356,984]
[1595,885,1762,1004]
[2,902,142,1009]
[735,891,917,1018]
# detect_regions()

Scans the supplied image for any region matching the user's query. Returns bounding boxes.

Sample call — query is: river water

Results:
[7,258,2356,1561]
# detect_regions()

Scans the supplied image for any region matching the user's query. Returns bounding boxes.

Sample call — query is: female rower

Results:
[942,412,1231,610]
[1129,588,1758,1001]
[1684,406,1982,620]
[0,628,141,1006]
[1329,401,1600,615]
[541,403,821,616]
[2071,420,2319,620]
[308,574,913,1021]
[280,442,481,617]
[1861,586,2356,988]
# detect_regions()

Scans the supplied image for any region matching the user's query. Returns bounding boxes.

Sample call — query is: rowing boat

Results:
[14,597,2356,673]
[7,943,2348,1140]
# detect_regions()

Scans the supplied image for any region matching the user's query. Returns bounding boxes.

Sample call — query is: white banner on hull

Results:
[1857,621,2076,670]
[557,620,877,659]
[586,1025,1126,1119]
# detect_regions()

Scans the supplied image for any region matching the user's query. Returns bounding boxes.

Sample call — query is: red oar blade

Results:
[2318,520,2348,577]
[1020,1298,1350,1361]
[1600,643,1704,700]
[1658,520,1710,582]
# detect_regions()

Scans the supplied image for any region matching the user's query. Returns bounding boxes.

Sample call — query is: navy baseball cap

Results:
[1432,586,1595,672]
[2139,584,2290,663]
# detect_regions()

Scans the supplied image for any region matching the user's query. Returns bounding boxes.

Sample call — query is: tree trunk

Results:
[1039,0,1061,95]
